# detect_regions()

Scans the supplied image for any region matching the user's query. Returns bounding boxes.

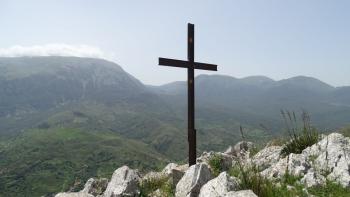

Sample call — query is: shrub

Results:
[228,162,306,197]
[208,153,223,177]
[340,126,350,137]
[160,180,175,197]
[308,180,350,197]
[139,175,174,197]
[280,110,320,157]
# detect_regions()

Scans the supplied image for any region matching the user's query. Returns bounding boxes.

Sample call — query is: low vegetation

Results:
[139,176,174,197]
[340,125,350,137]
[228,161,350,197]
[208,153,224,177]
[280,110,320,157]
[228,162,305,197]
[308,180,350,197]
[226,112,350,197]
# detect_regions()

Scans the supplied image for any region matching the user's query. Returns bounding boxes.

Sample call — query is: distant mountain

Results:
[0,56,144,115]
[0,56,349,196]
[0,57,185,196]
[240,75,276,87]
[152,74,350,130]
[278,76,334,93]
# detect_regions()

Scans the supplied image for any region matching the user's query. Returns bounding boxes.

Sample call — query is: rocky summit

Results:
[55,132,350,197]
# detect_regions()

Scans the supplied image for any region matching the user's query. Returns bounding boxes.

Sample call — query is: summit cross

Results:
[158,23,218,166]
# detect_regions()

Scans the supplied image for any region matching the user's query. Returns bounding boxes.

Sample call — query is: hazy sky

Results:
[1,0,350,86]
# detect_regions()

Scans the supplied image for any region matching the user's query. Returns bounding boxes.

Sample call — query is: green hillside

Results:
[0,128,168,197]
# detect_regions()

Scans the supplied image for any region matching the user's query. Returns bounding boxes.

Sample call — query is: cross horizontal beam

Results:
[159,58,217,71]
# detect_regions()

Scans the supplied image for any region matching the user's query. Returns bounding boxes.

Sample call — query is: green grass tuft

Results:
[228,158,350,197]
[308,180,350,197]
[139,175,175,197]
[280,110,320,157]
[208,153,224,177]
[228,162,306,197]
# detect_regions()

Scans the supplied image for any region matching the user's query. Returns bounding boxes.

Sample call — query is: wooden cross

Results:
[158,23,218,166]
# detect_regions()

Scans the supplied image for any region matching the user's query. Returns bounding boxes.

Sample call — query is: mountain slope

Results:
[0,57,186,159]
[0,128,168,197]
[0,57,188,196]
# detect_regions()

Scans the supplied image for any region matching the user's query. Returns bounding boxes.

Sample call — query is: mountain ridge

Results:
[0,56,350,196]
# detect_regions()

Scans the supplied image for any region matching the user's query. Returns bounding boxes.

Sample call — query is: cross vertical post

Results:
[187,23,196,166]
[158,23,217,166]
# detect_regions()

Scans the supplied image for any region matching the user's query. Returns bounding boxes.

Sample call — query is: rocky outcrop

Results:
[55,178,108,197]
[251,133,350,188]
[225,141,255,160]
[55,132,350,197]
[302,133,350,187]
[251,146,282,171]
[103,166,140,197]
[175,163,213,197]
[260,153,311,179]
[199,172,239,197]
[300,169,326,188]
[162,163,188,186]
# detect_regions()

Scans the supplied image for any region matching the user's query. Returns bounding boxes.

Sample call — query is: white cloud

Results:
[0,44,111,60]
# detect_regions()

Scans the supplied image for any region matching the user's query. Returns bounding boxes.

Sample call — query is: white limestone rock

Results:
[225,141,255,160]
[162,163,188,186]
[224,190,258,197]
[251,146,282,171]
[85,178,108,196]
[103,166,140,197]
[199,171,240,197]
[175,163,213,197]
[260,153,311,179]
[55,178,108,197]
[300,169,326,188]
[55,193,93,197]
[302,133,350,188]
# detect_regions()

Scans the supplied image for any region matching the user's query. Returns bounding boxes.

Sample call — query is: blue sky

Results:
[1,0,350,86]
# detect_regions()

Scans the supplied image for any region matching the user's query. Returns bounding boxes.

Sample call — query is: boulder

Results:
[251,146,282,171]
[140,163,187,192]
[225,141,255,160]
[55,178,108,197]
[162,163,188,186]
[199,172,240,197]
[103,166,140,197]
[175,163,213,197]
[224,190,258,197]
[84,178,108,196]
[302,133,350,187]
[260,153,311,179]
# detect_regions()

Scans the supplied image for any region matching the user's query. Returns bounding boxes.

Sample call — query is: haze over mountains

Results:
[0,56,349,196]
